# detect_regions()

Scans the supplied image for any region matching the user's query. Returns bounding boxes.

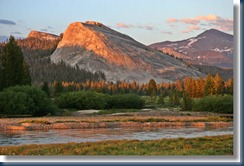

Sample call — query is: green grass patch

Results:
[0,135,233,155]
[143,96,181,109]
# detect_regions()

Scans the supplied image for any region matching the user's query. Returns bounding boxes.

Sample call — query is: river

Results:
[0,127,233,146]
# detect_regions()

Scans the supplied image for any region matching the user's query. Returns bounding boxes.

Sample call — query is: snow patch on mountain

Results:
[211,48,233,53]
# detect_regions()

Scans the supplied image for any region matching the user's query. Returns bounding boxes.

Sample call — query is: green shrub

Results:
[192,95,233,114]
[106,94,145,109]
[55,91,108,110]
[55,91,145,110]
[0,85,55,116]
[180,93,194,111]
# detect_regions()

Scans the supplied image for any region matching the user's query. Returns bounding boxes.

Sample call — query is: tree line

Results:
[45,74,233,98]
[0,36,234,116]
[0,36,106,86]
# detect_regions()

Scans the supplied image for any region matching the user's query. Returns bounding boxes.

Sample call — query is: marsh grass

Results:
[0,135,233,155]
[19,120,51,124]
[14,115,231,125]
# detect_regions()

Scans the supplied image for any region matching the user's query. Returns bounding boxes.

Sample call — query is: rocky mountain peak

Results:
[27,30,60,41]
[85,21,104,26]
[149,29,233,69]
[55,21,138,69]
[197,28,233,40]
[51,21,204,83]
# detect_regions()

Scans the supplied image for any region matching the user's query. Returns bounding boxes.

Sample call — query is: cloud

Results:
[11,31,22,35]
[181,18,200,25]
[138,25,156,30]
[39,26,54,32]
[181,25,201,33]
[40,29,48,32]
[209,18,233,32]
[166,14,233,32]
[199,23,209,26]
[197,14,218,21]
[0,19,16,25]
[116,23,156,31]
[161,31,172,35]
[116,23,134,29]
[166,18,179,23]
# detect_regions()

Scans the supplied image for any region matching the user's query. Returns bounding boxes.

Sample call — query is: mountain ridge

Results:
[149,29,233,69]
[50,21,204,83]
[27,30,60,41]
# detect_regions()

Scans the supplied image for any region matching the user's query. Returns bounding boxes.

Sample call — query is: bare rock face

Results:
[51,21,204,83]
[27,30,60,41]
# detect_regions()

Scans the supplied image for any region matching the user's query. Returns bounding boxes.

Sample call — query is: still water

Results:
[0,127,233,146]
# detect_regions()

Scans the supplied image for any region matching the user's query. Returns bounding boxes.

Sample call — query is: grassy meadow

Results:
[0,135,233,155]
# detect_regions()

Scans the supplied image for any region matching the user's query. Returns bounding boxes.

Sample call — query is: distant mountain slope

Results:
[27,31,60,41]
[50,21,204,83]
[0,33,106,84]
[149,29,233,69]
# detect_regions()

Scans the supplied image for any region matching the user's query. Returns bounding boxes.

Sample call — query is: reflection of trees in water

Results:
[0,131,24,138]
[0,127,233,146]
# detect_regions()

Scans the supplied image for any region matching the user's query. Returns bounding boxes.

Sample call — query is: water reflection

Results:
[0,127,233,146]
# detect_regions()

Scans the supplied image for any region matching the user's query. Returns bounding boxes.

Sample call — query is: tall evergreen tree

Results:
[195,78,205,98]
[184,77,195,98]
[0,36,31,90]
[204,74,214,96]
[158,91,165,105]
[54,81,63,96]
[226,78,233,95]
[41,81,50,97]
[147,79,157,98]
[213,73,225,95]
[181,92,193,111]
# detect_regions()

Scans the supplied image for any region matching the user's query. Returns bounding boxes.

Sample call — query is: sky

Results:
[0,0,233,45]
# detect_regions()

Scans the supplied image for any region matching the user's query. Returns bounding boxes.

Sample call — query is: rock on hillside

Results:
[51,21,204,83]
[27,30,60,41]
[149,29,233,69]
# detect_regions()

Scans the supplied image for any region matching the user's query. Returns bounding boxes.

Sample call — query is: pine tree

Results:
[226,78,233,95]
[54,81,63,96]
[147,79,157,98]
[181,92,193,111]
[0,36,31,90]
[195,78,204,98]
[184,77,194,98]
[41,81,50,97]
[173,90,181,106]
[169,89,180,106]
[213,73,225,95]
[204,74,214,96]
[158,91,165,105]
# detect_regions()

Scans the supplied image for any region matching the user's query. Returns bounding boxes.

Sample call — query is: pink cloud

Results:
[116,23,156,31]
[181,25,201,33]
[197,14,219,21]
[166,14,233,33]
[181,18,200,25]
[116,23,134,28]
[210,18,233,32]
[166,18,179,23]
